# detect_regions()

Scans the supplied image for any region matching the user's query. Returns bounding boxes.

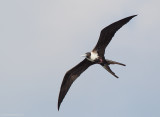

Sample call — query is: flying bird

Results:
[58,15,137,110]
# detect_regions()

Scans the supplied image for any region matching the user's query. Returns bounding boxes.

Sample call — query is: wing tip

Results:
[58,91,62,111]
[123,14,137,22]
[58,101,61,111]
[129,14,138,19]
[132,14,138,17]
[115,74,119,78]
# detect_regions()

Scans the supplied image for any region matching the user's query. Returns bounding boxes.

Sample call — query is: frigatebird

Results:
[58,15,137,110]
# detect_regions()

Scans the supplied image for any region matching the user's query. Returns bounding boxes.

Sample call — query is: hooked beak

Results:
[81,54,87,57]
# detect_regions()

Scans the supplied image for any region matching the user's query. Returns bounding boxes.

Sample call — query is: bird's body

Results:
[58,15,137,110]
[85,51,99,62]
[89,51,99,62]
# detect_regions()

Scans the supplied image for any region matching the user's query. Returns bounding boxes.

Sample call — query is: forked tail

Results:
[102,64,119,78]
[101,59,126,78]
[106,59,126,66]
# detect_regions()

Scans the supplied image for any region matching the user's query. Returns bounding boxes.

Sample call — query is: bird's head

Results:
[81,52,91,59]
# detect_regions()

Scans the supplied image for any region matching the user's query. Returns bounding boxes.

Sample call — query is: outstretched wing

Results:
[58,59,94,110]
[93,15,137,56]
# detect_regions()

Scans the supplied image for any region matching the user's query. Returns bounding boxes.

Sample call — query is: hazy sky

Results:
[0,0,160,117]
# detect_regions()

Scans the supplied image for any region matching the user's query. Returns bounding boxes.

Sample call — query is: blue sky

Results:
[0,0,160,117]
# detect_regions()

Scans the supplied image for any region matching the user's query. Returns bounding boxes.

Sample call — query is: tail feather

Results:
[106,59,126,66]
[102,64,119,78]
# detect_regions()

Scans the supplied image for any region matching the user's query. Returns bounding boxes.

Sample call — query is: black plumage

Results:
[58,15,137,110]
[58,59,94,110]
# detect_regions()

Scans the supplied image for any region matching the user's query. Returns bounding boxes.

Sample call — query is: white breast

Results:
[87,51,99,62]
